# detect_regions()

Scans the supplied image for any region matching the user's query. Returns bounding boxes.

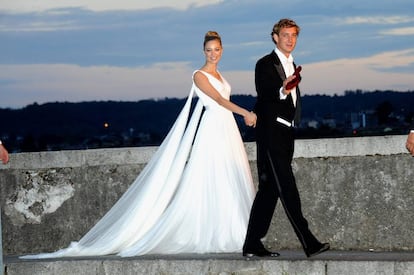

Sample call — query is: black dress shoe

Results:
[305,242,330,258]
[243,247,280,258]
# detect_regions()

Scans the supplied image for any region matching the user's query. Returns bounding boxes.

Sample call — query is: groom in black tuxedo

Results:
[243,18,329,258]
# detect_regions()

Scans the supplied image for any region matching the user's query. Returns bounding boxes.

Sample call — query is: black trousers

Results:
[243,127,321,253]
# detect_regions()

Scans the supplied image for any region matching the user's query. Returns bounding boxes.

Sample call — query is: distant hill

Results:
[301,90,414,118]
[1,90,413,152]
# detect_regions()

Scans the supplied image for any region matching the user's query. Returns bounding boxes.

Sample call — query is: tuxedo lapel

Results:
[271,51,286,80]
[293,62,302,125]
[294,87,301,125]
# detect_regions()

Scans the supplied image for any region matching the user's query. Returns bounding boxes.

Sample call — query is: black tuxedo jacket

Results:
[254,50,302,148]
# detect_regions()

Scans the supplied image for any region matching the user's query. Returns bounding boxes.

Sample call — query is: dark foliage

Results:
[1,91,413,153]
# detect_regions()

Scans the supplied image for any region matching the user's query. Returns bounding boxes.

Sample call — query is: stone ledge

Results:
[5,251,414,275]
[0,135,409,170]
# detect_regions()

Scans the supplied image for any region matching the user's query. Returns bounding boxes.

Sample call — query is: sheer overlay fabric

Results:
[21,70,255,258]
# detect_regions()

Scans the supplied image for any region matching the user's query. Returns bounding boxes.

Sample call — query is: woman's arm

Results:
[194,71,256,127]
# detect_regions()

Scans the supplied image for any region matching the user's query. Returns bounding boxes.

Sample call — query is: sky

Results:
[1,0,414,108]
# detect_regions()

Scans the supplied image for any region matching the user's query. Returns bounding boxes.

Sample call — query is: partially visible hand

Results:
[0,143,9,164]
[283,72,300,95]
[406,132,414,156]
[244,111,257,128]
[282,75,296,95]
[285,66,302,90]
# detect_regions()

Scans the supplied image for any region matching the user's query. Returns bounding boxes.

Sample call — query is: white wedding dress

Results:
[21,70,255,258]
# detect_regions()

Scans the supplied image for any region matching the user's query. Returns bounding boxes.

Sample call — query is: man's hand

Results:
[285,66,302,90]
[0,143,9,164]
[283,75,296,95]
[406,131,414,156]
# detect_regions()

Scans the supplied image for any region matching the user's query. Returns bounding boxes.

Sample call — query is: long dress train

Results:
[21,70,255,258]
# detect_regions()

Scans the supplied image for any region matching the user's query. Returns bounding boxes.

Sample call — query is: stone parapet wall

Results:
[1,135,412,255]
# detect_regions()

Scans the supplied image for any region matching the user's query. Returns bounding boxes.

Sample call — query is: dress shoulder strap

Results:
[192,69,211,79]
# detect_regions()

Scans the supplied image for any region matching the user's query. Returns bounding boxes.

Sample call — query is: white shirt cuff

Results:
[279,87,287,100]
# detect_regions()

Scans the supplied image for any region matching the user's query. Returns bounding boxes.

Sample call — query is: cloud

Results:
[380,27,414,36]
[1,48,414,108]
[301,49,414,95]
[0,0,223,13]
[340,16,414,25]
[0,20,83,32]
[0,63,194,108]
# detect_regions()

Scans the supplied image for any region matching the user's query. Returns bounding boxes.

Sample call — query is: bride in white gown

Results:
[21,31,257,258]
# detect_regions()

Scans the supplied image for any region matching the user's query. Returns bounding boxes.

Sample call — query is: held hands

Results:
[406,132,414,156]
[244,111,257,128]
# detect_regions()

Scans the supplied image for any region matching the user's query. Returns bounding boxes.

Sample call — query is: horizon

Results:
[1,89,413,110]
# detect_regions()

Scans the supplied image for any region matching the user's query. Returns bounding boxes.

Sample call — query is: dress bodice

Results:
[193,70,231,108]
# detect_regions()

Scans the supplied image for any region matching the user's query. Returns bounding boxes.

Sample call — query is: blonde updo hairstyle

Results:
[203,31,222,49]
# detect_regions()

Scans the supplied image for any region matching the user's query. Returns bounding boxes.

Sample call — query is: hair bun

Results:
[203,31,222,47]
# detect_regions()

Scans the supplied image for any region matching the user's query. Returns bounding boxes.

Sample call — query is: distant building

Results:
[322,118,336,129]
[307,120,319,129]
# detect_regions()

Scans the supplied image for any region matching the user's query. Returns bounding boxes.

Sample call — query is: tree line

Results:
[1,90,413,153]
